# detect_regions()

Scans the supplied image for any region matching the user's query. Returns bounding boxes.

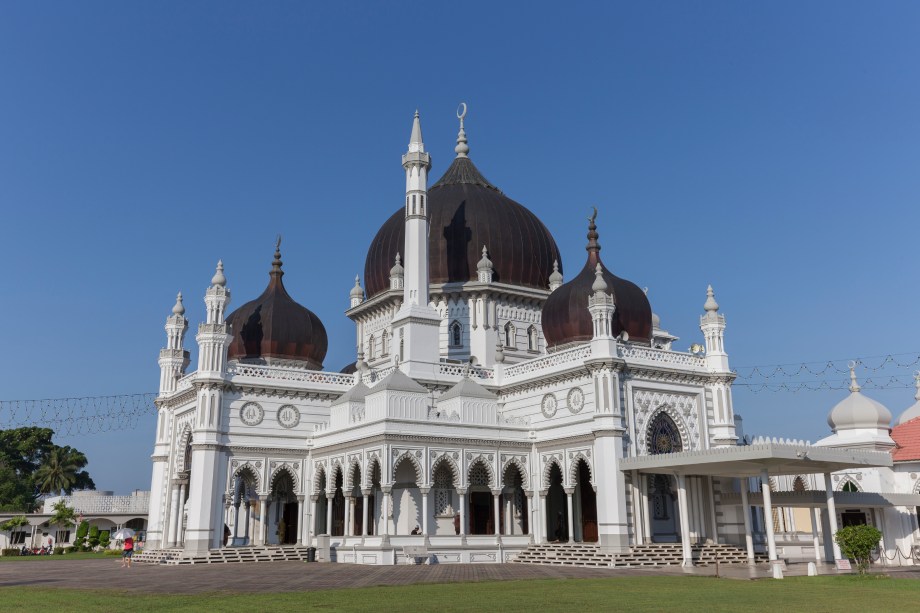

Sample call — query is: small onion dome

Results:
[651,311,661,329]
[390,253,404,278]
[172,292,186,316]
[827,366,892,432]
[896,373,920,425]
[211,260,227,287]
[364,154,561,297]
[548,259,563,288]
[350,276,364,300]
[226,246,328,369]
[541,211,652,347]
[477,246,493,271]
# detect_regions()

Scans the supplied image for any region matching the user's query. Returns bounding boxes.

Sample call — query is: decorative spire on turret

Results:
[592,263,608,294]
[409,110,424,153]
[211,260,227,287]
[350,275,364,308]
[389,253,404,290]
[270,235,284,280]
[700,284,729,372]
[588,263,615,340]
[586,206,600,254]
[549,259,563,291]
[477,245,493,283]
[455,102,469,158]
[848,361,861,393]
[198,259,232,376]
[704,285,719,312]
[159,291,191,395]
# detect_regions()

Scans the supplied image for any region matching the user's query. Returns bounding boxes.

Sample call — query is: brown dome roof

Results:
[542,214,652,347]
[364,157,562,297]
[226,247,328,368]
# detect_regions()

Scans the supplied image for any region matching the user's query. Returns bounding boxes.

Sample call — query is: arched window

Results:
[841,480,859,492]
[792,476,807,492]
[647,413,682,455]
[504,322,516,349]
[527,325,538,351]
[381,330,389,356]
[450,321,462,347]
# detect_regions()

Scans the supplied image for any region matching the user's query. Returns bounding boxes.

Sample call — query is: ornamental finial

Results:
[848,361,861,393]
[455,102,469,158]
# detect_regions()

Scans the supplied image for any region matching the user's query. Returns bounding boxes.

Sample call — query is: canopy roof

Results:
[619,440,892,478]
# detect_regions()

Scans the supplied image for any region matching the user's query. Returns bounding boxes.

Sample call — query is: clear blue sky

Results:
[1,2,918,493]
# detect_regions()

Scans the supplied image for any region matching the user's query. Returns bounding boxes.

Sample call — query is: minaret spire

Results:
[455,102,469,158]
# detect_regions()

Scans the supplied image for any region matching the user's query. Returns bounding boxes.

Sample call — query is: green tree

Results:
[34,448,80,496]
[0,428,95,510]
[0,515,29,545]
[98,530,110,549]
[73,520,89,551]
[48,500,77,544]
[835,524,883,574]
[88,525,100,549]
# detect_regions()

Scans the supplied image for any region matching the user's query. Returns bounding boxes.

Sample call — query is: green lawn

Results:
[1,575,918,613]
[0,551,113,562]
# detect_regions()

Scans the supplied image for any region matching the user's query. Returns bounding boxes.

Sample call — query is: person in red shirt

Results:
[121,536,134,568]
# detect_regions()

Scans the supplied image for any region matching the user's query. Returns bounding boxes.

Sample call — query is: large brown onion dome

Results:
[542,213,652,347]
[363,156,562,297]
[226,246,328,369]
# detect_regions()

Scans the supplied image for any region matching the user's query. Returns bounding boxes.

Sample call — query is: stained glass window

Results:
[647,413,682,455]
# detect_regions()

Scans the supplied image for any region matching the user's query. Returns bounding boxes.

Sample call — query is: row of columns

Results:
[165,480,187,547]
[225,494,307,546]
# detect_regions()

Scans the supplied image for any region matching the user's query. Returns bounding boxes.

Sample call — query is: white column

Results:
[420,488,430,536]
[493,490,502,536]
[310,496,319,544]
[739,478,755,562]
[259,497,268,545]
[458,489,467,536]
[810,507,822,563]
[676,474,693,566]
[824,472,842,561]
[631,471,644,545]
[344,496,353,537]
[564,488,575,543]
[504,492,512,535]
[176,483,187,545]
[760,470,777,562]
[539,492,548,543]
[362,490,370,537]
[167,484,180,546]
[640,476,652,544]
[296,497,305,545]
[381,487,391,537]
[232,502,241,542]
[325,494,334,536]
[525,492,533,537]
[244,499,251,542]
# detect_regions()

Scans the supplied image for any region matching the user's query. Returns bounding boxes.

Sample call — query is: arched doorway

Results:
[270,470,298,545]
[331,470,345,536]
[573,460,597,542]
[347,464,362,536]
[647,412,682,543]
[501,463,527,536]
[392,457,421,535]
[231,467,258,546]
[545,463,567,542]
[431,461,459,535]
[367,461,380,536]
[468,461,494,535]
[313,469,328,536]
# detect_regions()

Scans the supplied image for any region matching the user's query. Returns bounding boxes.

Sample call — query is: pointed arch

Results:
[527,325,538,351]
[504,322,517,349]
[329,459,344,487]
[838,477,861,492]
[644,409,687,455]
[312,463,328,495]
[541,456,564,490]
[364,456,382,489]
[568,453,593,486]
[792,476,808,492]
[229,463,261,496]
[176,425,193,473]
[431,453,461,487]
[501,457,529,490]
[345,459,362,490]
[392,452,424,485]
[269,464,299,494]
[467,456,495,488]
[450,320,463,347]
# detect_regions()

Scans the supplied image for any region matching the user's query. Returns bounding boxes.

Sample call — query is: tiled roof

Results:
[891,416,920,461]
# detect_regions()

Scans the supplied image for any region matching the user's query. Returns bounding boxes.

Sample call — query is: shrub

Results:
[53,547,64,555]
[98,530,110,549]
[88,525,100,549]
[1,548,20,557]
[64,546,76,554]
[73,520,89,550]
[835,524,883,574]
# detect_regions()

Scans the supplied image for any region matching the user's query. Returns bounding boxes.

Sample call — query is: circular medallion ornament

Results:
[567,387,585,413]
[277,404,301,429]
[541,393,558,418]
[240,402,264,426]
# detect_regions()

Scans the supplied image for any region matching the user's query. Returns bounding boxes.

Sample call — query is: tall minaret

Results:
[196,261,232,375]
[158,292,190,396]
[700,285,737,446]
[391,110,441,374]
[700,285,728,372]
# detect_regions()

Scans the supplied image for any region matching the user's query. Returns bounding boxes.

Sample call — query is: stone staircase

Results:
[133,545,312,565]
[513,542,768,568]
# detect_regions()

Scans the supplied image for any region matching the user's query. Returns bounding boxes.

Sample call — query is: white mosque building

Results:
[143,108,920,567]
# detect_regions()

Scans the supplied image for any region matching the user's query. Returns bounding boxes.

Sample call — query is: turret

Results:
[196,260,232,376]
[700,285,729,372]
[588,264,616,341]
[158,292,190,395]
[389,253,404,290]
[477,246,494,283]
[350,276,364,308]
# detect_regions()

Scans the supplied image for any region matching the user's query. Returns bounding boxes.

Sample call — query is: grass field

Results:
[0,575,917,613]
[0,551,113,562]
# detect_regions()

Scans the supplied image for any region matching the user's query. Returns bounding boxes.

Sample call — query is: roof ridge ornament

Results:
[848,361,861,393]
[455,102,469,158]
[586,207,600,253]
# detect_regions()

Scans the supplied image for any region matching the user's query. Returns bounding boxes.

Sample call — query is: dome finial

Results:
[586,207,600,253]
[704,285,719,312]
[455,102,470,158]
[211,260,227,287]
[848,361,861,393]
[592,263,608,293]
[409,110,424,152]
[172,291,185,316]
[270,235,284,278]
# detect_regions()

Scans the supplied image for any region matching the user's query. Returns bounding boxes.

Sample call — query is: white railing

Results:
[437,362,494,380]
[43,492,149,515]
[504,344,593,378]
[175,373,195,392]
[362,364,395,384]
[619,345,706,368]
[227,363,354,386]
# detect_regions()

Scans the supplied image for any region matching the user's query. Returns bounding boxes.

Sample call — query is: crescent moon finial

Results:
[457,102,467,121]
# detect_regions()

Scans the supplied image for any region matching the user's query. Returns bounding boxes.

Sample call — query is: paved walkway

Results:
[0,560,914,594]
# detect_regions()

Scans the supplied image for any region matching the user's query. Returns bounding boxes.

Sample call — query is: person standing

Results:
[121,536,134,568]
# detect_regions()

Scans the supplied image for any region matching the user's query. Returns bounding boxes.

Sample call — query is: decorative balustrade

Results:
[227,363,354,386]
[619,345,706,368]
[43,492,149,515]
[175,373,195,391]
[437,362,494,380]
[503,344,593,378]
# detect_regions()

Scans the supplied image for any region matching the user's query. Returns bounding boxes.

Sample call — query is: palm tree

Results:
[34,448,79,496]
[48,500,77,546]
